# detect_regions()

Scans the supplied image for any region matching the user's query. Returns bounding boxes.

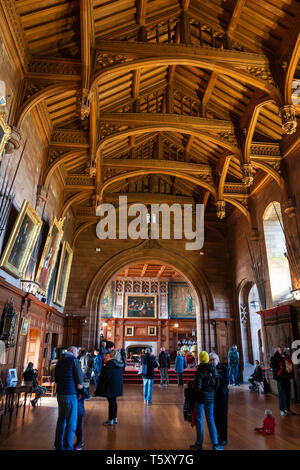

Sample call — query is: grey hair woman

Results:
[209,352,229,447]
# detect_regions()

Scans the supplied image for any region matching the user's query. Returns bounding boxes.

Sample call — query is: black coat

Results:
[142,353,158,380]
[215,363,229,397]
[95,359,124,398]
[270,351,291,382]
[158,351,170,369]
[193,363,219,404]
[251,365,263,382]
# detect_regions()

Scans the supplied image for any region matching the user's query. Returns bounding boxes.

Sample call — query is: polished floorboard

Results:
[0,384,300,450]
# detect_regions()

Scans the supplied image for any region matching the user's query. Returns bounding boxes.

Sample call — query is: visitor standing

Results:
[270,345,296,416]
[141,348,158,405]
[92,348,103,392]
[54,346,83,450]
[95,349,124,425]
[228,345,240,386]
[175,351,187,387]
[209,352,229,446]
[74,385,89,450]
[158,347,170,387]
[190,351,223,450]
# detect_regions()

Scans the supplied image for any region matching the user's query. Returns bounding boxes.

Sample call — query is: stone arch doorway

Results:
[238,279,262,380]
[84,241,214,354]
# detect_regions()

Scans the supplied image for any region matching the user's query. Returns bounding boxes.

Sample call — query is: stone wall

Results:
[65,222,235,351]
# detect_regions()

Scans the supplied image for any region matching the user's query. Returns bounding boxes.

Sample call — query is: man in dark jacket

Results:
[158,347,170,387]
[209,352,229,446]
[92,348,103,393]
[54,346,83,450]
[95,349,124,425]
[190,351,223,451]
[141,348,158,405]
[270,345,296,416]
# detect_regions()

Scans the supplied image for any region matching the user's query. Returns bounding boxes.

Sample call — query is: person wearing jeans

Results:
[141,348,158,405]
[143,378,154,403]
[194,402,218,447]
[158,347,170,387]
[175,351,187,387]
[54,346,83,450]
[190,351,223,450]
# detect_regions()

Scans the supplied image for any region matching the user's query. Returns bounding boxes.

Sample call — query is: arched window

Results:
[263,202,292,304]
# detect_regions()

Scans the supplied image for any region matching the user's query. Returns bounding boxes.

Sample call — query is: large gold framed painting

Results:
[125,294,157,318]
[35,218,64,295]
[53,241,73,307]
[0,200,42,278]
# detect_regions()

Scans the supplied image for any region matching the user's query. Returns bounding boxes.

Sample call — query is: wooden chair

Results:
[40,375,56,397]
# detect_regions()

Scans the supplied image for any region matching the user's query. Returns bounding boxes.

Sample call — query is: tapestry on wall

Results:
[101,281,114,317]
[168,282,196,318]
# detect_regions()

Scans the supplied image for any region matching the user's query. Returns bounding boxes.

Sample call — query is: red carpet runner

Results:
[123,368,196,384]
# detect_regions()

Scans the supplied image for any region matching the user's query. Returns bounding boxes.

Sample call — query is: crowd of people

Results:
[21,341,297,451]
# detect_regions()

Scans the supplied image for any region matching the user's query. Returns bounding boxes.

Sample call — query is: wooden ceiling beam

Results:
[103,193,194,205]
[102,158,211,174]
[93,47,281,105]
[79,0,94,91]
[217,152,232,201]
[201,71,218,117]
[239,91,271,164]
[100,169,217,203]
[157,265,166,278]
[226,0,246,40]
[284,33,300,105]
[136,0,147,26]
[100,112,234,131]
[141,263,148,277]
[95,40,268,67]
[0,0,30,77]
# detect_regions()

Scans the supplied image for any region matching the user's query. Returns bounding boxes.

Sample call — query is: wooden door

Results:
[25,328,41,369]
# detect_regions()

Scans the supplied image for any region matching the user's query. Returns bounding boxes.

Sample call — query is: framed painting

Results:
[168,282,196,318]
[125,294,157,319]
[53,241,73,307]
[20,317,30,336]
[148,326,157,336]
[0,200,42,278]
[0,115,11,159]
[35,218,64,295]
[125,326,134,336]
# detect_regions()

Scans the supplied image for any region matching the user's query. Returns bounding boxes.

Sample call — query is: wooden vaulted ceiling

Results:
[2,0,300,230]
[116,262,185,281]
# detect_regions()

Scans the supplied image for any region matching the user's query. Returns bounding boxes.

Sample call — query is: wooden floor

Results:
[0,384,300,450]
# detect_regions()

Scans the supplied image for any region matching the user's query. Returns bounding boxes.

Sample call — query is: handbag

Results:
[138,363,147,375]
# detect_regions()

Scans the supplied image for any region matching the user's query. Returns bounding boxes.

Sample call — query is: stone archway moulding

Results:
[83,240,214,350]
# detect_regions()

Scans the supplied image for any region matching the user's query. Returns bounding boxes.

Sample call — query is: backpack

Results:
[202,370,218,390]
[183,384,195,422]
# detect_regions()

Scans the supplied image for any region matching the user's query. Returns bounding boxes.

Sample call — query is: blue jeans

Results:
[194,402,218,446]
[229,365,239,385]
[55,394,78,450]
[143,378,154,403]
